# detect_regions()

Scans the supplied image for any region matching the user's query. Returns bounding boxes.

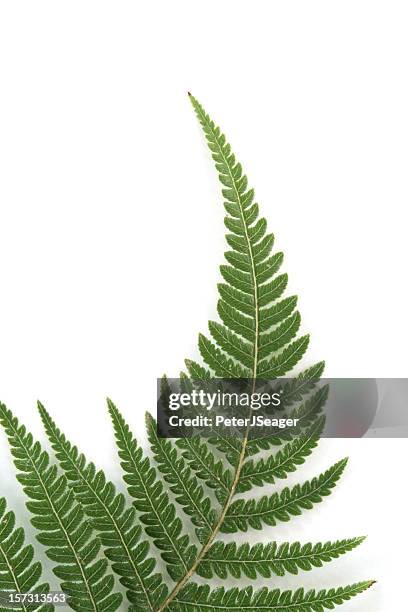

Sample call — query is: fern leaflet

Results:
[169,582,375,611]
[196,537,366,579]
[108,400,197,582]
[146,414,217,544]
[222,458,348,533]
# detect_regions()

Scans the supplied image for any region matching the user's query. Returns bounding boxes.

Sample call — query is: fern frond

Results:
[197,537,366,579]
[237,416,325,493]
[0,96,373,612]
[37,403,167,611]
[0,403,122,612]
[108,400,197,582]
[0,498,52,612]
[188,93,304,381]
[222,458,348,533]
[170,581,375,611]
[146,413,217,543]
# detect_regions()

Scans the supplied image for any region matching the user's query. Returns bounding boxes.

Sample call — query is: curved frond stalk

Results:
[0,498,52,612]
[196,537,366,579]
[169,581,375,611]
[0,403,122,612]
[108,400,198,582]
[37,403,167,611]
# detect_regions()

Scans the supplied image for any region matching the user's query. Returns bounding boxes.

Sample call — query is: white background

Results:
[0,2,407,610]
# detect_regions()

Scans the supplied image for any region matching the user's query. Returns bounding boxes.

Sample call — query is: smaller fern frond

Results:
[196,537,366,580]
[108,400,198,582]
[170,581,375,611]
[37,403,167,612]
[146,413,217,543]
[0,498,52,612]
[221,458,348,533]
[0,403,122,612]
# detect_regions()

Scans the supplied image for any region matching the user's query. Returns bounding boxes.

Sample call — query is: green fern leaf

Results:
[258,312,301,360]
[222,458,348,533]
[237,416,325,493]
[37,403,167,611]
[0,404,122,612]
[108,400,197,582]
[258,296,298,332]
[208,322,253,369]
[197,537,366,579]
[189,92,306,379]
[257,273,288,307]
[146,413,217,543]
[217,283,254,317]
[257,335,310,378]
[175,438,233,505]
[0,497,52,612]
[170,581,375,611]
[184,360,212,381]
[198,333,249,378]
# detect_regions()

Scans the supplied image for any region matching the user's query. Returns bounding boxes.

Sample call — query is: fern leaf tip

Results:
[145,411,154,425]
[106,396,115,409]
[36,400,47,414]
